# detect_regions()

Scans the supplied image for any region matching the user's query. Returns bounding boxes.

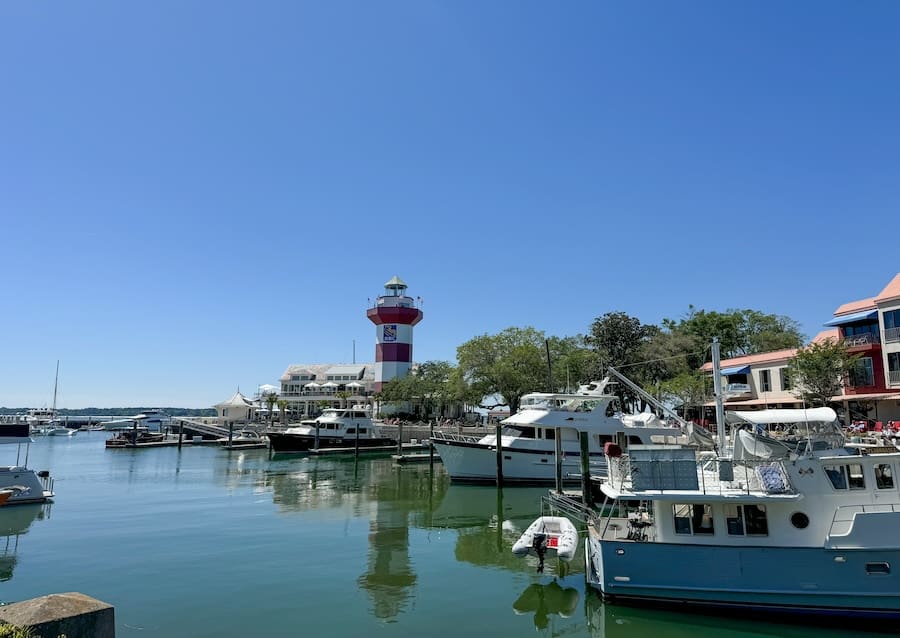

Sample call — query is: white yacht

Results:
[584,407,900,619]
[132,409,171,430]
[267,406,394,453]
[431,380,685,485]
[0,423,55,505]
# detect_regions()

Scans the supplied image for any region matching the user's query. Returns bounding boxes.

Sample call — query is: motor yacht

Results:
[267,406,394,453]
[431,380,685,485]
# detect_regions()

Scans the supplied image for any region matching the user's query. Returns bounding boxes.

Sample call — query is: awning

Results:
[824,310,878,326]
[720,365,750,375]
[831,392,900,402]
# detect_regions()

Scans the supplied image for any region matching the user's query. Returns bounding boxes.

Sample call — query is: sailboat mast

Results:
[52,360,59,413]
[711,339,726,451]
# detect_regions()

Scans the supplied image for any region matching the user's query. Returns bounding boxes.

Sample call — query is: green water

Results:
[0,433,889,636]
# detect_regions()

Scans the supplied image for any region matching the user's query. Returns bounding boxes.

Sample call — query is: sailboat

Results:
[27,361,61,435]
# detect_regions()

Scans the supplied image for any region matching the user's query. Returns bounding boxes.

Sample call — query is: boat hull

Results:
[432,438,602,485]
[586,535,900,619]
[267,433,397,453]
[0,467,53,505]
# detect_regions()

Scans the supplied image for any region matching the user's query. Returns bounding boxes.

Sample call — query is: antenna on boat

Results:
[711,338,727,452]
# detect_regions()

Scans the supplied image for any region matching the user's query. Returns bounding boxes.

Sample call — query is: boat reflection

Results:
[0,504,50,582]
[583,590,874,638]
[513,580,580,630]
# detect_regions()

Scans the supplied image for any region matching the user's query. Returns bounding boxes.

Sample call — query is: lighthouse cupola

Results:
[366,276,423,392]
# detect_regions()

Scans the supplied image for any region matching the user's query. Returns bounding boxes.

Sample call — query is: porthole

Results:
[790,512,810,529]
[866,562,891,575]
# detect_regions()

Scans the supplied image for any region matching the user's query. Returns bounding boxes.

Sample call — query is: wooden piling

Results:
[555,429,563,493]
[580,431,592,507]
[495,423,503,486]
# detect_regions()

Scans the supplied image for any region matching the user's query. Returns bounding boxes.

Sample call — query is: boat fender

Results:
[532,532,549,573]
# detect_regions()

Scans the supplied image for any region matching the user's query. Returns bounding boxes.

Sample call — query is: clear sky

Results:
[3,1,899,409]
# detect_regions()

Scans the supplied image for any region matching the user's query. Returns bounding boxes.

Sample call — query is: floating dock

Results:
[392,452,441,465]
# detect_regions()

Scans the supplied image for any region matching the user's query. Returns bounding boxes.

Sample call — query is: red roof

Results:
[875,273,900,304]
[812,329,840,344]
[834,297,877,316]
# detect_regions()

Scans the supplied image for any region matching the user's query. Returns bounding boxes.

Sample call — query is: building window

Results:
[760,370,771,392]
[889,353,900,380]
[885,309,900,330]
[780,368,792,391]
[673,504,714,535]
[849,357,875,387]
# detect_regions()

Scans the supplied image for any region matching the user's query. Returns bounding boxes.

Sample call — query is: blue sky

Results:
[2,1,899,408]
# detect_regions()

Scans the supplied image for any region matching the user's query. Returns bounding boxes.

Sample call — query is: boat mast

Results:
[711,338,727,451]
[51,360,59,413]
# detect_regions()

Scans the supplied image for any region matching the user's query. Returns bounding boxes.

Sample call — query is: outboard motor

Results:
[532,532,549,573]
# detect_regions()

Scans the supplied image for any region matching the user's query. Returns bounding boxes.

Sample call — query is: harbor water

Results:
[0,433,889,637]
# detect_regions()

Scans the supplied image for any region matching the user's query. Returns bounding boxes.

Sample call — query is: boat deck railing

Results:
[606,454,796,497]
[430,432,483,444]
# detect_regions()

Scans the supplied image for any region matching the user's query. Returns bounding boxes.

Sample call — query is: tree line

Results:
[376,306,860,417]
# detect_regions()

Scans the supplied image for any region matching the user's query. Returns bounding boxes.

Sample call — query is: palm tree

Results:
[276,399,289,425]
[336,391,351,409]
[265,392,278,427]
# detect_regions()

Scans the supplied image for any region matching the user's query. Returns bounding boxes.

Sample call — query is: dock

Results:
[106,437,223,449]
[391,451,441,464]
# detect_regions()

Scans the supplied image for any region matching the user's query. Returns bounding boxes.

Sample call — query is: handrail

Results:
[607,367,695,431]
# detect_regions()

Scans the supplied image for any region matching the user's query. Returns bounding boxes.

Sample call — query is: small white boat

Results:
[512,515,579,571]
[46,427,77,437]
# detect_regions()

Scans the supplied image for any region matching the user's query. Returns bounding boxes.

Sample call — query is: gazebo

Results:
[215,390,255,427]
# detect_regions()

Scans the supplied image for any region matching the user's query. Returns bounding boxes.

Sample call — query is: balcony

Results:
[886,327,900,344]
[725,383,751,397]
[890,370,900,386]
[843,333,881,349]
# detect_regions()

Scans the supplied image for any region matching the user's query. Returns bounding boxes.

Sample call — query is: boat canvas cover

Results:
[726,407,838,426]
[733,429,792,461]
[0,423,30,443]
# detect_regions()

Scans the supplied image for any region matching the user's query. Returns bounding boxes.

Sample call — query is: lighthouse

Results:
[366,276,423,392]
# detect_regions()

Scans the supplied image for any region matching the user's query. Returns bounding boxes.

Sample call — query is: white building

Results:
[276,363,375,418]
[215,390,255,427]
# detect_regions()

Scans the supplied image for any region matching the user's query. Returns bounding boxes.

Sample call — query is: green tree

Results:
[456,327,550,415]
[276,399,289,425]
[664,306,803,361]
[336,391,351,408]
[585,312,655,410]
[788,338,859,407]
[659,371,709,419]
[264,392,278,427]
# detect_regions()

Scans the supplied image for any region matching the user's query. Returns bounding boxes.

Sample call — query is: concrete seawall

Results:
[0,592,114,638]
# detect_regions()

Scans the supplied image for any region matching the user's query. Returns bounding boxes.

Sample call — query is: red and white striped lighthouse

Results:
[366,276,423,392]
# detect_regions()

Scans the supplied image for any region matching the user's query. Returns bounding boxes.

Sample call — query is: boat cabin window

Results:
[725,504,769,536]
[628,435,642,445]
[509,426,536,439]
[673,504,714,535]
[597,435,613,445]
[543,429,555,440]
[875,464,894,489]
[352,411,367,418]
[825,464,866,491]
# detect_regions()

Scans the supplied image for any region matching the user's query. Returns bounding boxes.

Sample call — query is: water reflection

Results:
[513,581,580,630]
[0,504,50,582]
